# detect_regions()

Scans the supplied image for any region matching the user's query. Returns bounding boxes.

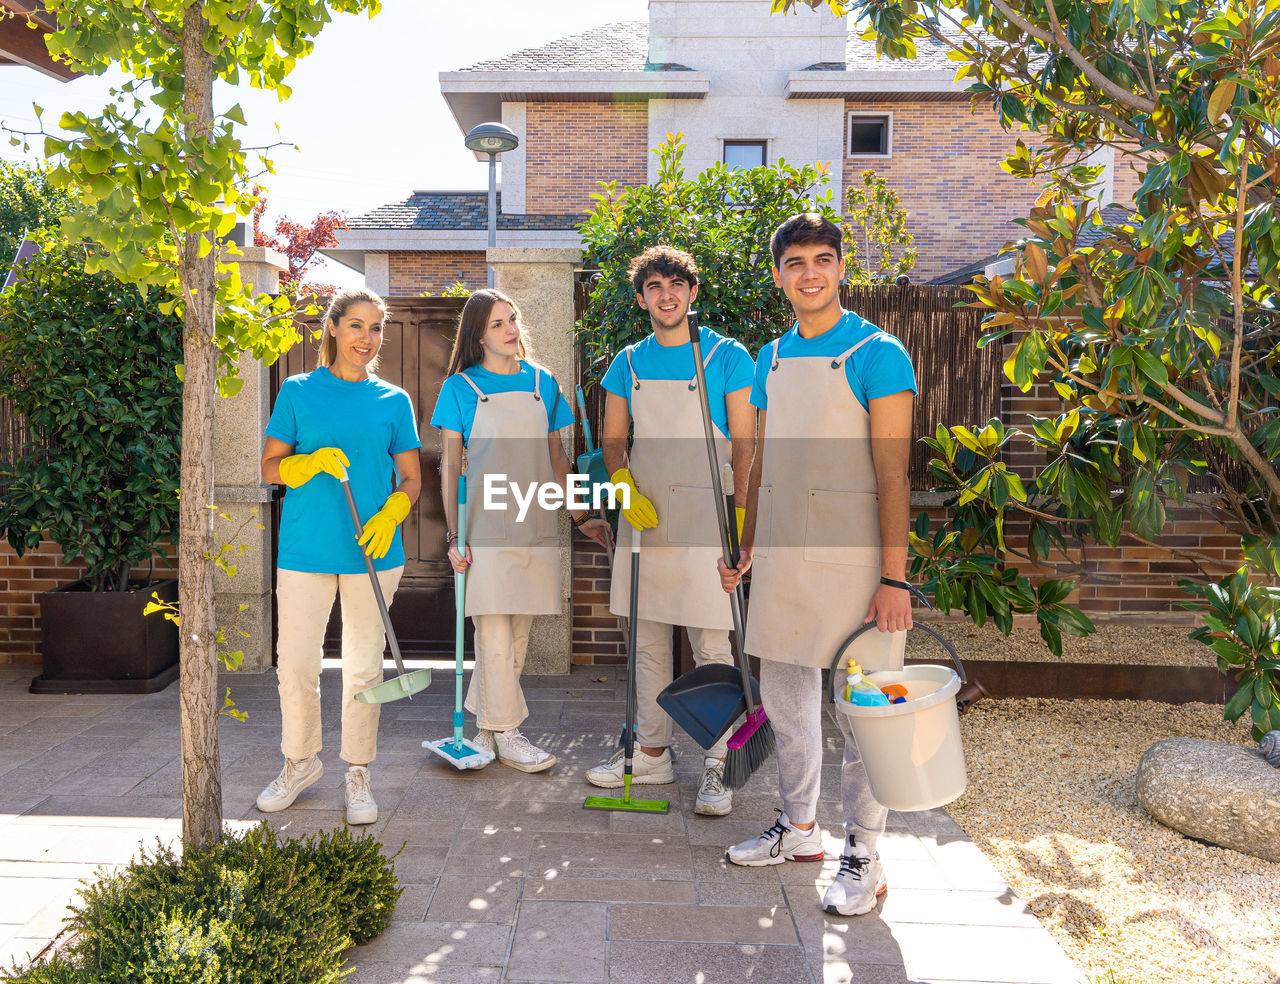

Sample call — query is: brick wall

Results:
[388,251,488,295]
[571,538,625,664]
[843,99,1044,282]
[0,538,177,665]
[1111,152,1147,206]
[525,101,649,215]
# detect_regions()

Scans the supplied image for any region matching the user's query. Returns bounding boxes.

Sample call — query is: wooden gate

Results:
[271,296,467,656]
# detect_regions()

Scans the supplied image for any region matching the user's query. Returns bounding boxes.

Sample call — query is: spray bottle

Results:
[843,659,890,706]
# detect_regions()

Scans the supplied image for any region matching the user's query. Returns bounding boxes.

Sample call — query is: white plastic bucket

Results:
[834,663,967,811]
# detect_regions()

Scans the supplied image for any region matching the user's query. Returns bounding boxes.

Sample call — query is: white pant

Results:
[275,566,403,764]
[635,619,733,753]
[465,613,534,732]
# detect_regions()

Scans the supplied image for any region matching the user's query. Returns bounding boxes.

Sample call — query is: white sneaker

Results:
[726,810,824,866]
[344,766,378,825]
[494,729,556,773]
[256,755,323,813]
[472,729,495,757]
[694,757,733,816]
[822,843,887,916]
[585,746,674,788]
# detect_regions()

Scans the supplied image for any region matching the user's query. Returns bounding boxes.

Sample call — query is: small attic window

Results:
[847,114,891,156]
[723,140,767,169]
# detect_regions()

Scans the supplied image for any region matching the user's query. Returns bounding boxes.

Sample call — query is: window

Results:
[723,140,767,169]
[847,114,890,156]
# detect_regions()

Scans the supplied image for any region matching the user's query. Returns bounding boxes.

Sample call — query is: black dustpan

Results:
[656,663,761,750]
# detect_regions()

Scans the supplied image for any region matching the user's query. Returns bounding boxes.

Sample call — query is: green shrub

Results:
[4,823,401,984]
[0,236,183,591]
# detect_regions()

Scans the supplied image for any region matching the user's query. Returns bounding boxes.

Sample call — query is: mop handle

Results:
[455,475,468,740]
[686,313,756,715]
[338,471,407,676]
[624,523,640,769]
[576,385,594,452]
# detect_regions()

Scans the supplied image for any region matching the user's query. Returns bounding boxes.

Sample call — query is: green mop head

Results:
[422,735,493,770]
[582,774,669,813]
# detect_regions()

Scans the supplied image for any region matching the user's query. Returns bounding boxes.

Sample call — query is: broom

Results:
[685,312,774,789]
[719,462,774,789]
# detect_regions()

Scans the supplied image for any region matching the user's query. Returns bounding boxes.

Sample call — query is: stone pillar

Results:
[215,246,287,671]
[487,247,582,675]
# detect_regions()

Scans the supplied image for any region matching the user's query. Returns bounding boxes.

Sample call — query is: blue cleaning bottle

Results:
[843,659,890,706]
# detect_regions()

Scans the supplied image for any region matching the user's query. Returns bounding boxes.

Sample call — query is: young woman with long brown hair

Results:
[430,288,610,771]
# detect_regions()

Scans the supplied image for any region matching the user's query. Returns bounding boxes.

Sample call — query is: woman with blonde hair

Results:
[256,287,422,824]
[431,288,611,771]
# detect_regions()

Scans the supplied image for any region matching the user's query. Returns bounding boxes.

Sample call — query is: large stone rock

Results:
[1137,737,1280,863]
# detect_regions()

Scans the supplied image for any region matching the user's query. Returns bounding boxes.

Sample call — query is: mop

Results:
[342,471,433,704]
[583,523,669,814]
[422,474,494,768]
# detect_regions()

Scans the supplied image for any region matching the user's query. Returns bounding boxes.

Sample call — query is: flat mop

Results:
[341,471,432,704]
[584,523,669,814]
[422,474,494,769]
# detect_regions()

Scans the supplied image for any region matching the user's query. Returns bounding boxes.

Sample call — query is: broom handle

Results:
[624,523,640,786]
[576,385,594,452]
[686,313,757,716]
[339,473,407,677]
[455,475,468,743]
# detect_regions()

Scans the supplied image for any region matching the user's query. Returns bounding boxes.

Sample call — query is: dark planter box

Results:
[31,578,180,694]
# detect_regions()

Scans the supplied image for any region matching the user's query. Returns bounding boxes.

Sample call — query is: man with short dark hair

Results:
[719,213,918,915]
[585,244,756,817]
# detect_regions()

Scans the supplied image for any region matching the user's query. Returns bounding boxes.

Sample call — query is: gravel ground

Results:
[950,698,1280,984]
[907,621,1215,666]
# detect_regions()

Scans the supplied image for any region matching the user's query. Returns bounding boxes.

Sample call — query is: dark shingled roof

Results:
[458,20,955,74]
[347,191,583,232]
[458,21,655,72]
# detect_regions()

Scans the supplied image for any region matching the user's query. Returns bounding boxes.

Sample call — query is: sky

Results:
[0,0,652,287]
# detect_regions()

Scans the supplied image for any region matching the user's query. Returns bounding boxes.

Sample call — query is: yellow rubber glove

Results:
[357,491,412,559]
[735,507,745,542]
[278,447,350,488]
[610,467,658,531]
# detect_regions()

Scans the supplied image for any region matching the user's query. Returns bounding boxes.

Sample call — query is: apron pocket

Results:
[666,485,719,546]
[468,498,506,544]
[535,493,559,541]
[753,486,773,558]
[803,489,880,567]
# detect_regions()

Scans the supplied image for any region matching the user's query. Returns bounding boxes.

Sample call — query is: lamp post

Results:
[463,122,520,288]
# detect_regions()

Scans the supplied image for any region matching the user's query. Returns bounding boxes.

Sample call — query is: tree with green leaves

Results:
[5,0,381,846]
[0,160,76,269]
[774,0,1280,737]
[577,134,841,369]
[842,167,917,284]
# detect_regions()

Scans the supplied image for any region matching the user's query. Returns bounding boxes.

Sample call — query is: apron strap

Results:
[767,337,782,372]
[459,371,488,402]
[625,344,640,390]
[688,336,729,390]
[530,364,543,402]
[831,331,884,369]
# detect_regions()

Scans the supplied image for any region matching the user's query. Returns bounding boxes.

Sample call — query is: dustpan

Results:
[656,663,760,750]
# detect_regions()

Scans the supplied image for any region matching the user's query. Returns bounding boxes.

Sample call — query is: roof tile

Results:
[347,191,583,232]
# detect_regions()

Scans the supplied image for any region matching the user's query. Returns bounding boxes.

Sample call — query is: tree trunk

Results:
[178,1,222,848]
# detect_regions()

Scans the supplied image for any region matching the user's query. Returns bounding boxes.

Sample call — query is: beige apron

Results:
[745,333,907,671]
[609,340,735,631]
[460,367,561,617]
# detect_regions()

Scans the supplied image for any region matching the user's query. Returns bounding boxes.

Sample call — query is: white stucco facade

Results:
[646,0,847,181]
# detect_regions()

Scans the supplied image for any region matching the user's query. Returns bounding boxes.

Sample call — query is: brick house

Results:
[324,0,1144,291]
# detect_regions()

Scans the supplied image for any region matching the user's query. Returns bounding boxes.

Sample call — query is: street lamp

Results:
[464,122,520,288]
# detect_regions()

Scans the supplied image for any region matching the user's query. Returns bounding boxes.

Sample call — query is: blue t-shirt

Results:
[266,367,421,574]
[750,310,917,413]
[429,361,573,442]
[601,326,755,438]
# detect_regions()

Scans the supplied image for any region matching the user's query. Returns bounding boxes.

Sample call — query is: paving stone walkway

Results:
[0,662,1083,984]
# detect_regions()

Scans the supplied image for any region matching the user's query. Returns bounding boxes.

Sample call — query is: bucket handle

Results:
[829,620,967,704]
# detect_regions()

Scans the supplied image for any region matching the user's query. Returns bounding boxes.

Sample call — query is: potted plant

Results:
[0,237,183,693]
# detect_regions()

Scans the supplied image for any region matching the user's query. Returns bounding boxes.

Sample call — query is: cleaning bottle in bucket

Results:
[844,660,890,706]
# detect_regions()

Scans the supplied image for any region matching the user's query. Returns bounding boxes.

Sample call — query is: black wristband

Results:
[879,576,912,591]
